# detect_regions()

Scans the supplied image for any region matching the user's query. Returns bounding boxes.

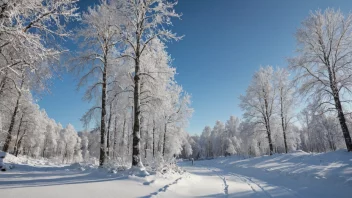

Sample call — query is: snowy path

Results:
[168,159,352,198]
[156,163,302,197]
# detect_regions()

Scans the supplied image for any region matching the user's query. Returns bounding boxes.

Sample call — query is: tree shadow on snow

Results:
[0,169,128,189]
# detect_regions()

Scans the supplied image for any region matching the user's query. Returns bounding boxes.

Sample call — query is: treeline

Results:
[0,0,82,162]
[0,93,82,163]
[186,9,352,159]
[0,0,193,170]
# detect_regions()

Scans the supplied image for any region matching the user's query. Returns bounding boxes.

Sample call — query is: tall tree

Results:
[74,1,122,166]
[289,9,352,151]
[117,0,182,167]
[2,69,24,152]
[240,66,276,155]
[276,68,294,153]
[0,0,79,152]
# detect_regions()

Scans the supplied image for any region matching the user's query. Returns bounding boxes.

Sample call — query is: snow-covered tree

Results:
[276,68,294,153]
[240,66,276,155]
[58,124,82,163]
[200,126,212,158]
[0,0,79,152]
[226,139,236,155]
[74,0,124,166]
[289,8,352,151]
[116,0,182,168]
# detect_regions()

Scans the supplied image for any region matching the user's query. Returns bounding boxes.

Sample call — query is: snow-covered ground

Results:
[170,150,352,197]
[1,150,351,198]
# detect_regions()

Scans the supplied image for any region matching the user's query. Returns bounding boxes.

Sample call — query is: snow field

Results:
[1,150,351,198]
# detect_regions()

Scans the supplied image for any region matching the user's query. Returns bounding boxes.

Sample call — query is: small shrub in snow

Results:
[103,158,129,173]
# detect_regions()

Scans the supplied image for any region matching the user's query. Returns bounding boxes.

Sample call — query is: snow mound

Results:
[129,166,150,177]
[158,163,186,177]
[3,153,62,167]
[3,153,27,164]
[1,152,74,172]
[67,163,98,172]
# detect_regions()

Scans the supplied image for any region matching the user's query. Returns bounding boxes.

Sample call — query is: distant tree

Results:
[226,139,236,155]
[161,84,193,157]
[200,126,212,158]
[240,66,276,155]
[211,121,225,156]
[225,116,240,138]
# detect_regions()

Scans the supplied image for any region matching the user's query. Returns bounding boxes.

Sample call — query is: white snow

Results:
[1,150,351,198]
[172,150,352,197]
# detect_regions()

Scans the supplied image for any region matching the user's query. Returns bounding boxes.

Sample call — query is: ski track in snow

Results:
[230,173,301,198]
[192,164,304,198]
[208,168,229,196]
[221,175,229,196]
[144,177,182,198]
[209,167,272,198]
[206,165,294,198]
[231,173,273,198]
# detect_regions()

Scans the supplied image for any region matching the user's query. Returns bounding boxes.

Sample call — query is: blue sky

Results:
[38,0,352,134]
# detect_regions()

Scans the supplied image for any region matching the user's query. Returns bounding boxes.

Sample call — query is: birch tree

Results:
[289,9,352,151]
[116,0,182,167]
[74,1,123,166]
[0,0,79,152]
[276,68,294,153]
[240,66,276,155]
[161,84,193,157]
[0,0,79,81]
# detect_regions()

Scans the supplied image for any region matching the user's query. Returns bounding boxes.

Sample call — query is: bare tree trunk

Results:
[106,105,112,158]
[63,144,66,163]
[279,91,288,153]
[263,95,274,155]
[140,115,145,158]
[144,123,149,159]
[127,126,130,155]
[113,116,118,159]
[266,123,273,155]
[152,120,155,158]
[118,116,126,160]
[15,129,26,157]
[99,55,108,166]
[334,95,352,151]
[13,114,24,155]
[328,68,352,152]
[121,116,126,152]
[162,123,167,157]
[2,78,24,152]
[132,49,142,167]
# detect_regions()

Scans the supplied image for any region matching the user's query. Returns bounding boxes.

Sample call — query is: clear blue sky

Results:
[38,0,352,134]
